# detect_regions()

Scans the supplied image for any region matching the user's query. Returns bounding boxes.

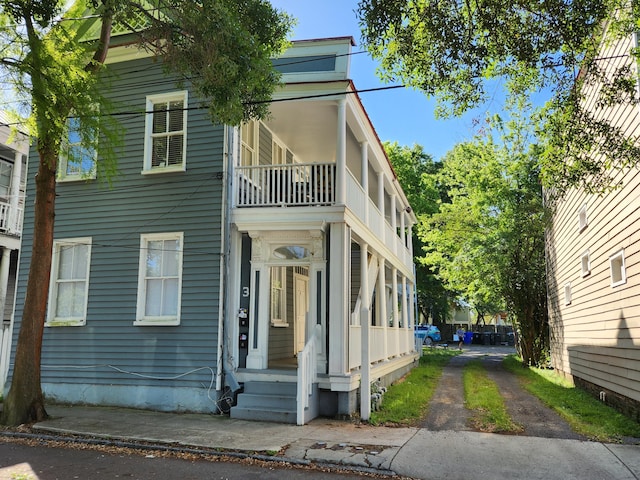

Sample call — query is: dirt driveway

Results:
[420,345,586,440]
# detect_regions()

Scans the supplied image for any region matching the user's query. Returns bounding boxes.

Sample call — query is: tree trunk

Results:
[1,150,56,426]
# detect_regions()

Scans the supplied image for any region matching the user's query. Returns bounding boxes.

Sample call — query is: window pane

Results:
[168,101,183,131]
[56,281,84,318]
[146,241,163,277]
[162,239,179,276]
[152,104,167,134]
[145,279,163,316]
[162,278,179,315]
[167,135,183,166]
[72,244,88,279]
[152,137,168,167]
[58,245,75,280]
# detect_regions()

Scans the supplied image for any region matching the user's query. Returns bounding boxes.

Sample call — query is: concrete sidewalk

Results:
[12,404,638,479]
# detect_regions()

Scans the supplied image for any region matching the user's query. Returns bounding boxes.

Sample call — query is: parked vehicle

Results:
[414,325,442,346]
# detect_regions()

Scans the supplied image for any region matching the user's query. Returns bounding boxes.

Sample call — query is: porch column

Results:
[336,98,347,205]
[328,223,349,376]
[408,223,414,258]
[408,281,415,329]
[401,275,408,330]
[9,151,22,233]
[360,142,369,224]
[377,172,385,243]
[360,242,371,421]
[390,195,397,255]
[392,267,399,356]
[0,248,11,322]
[309,233,327,372]
[400,208,406,254]
[246,235,270,369]
[378,258,388,360]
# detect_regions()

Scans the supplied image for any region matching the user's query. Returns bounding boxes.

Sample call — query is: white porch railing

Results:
[0,202,22,236]
[296,324,320,425]
[235,163,336,207]
[349,325,414,369]
[0,321,11,393]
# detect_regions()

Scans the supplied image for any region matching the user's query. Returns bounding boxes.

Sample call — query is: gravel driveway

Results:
[420,345,586,440]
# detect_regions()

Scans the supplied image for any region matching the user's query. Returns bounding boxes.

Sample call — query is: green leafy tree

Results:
[357,0,640,193]
[384,142,450,324]
[421,126,549,366]
[0,0,291,426]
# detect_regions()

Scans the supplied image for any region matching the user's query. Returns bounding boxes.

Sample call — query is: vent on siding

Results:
[578,204,588,232]
[581,250,591,277]
[609,250,626,287]
[564,283,572,306]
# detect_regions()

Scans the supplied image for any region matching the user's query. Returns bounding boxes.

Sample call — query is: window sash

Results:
[137,233,183,324]
[144,92,187,172]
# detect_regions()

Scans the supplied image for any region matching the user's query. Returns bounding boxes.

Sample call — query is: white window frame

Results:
[564,282,572,306]
[581,250,591,277]
[143,91,188,174]
[0,159,12,197]
[46,237,92,326]
[609,249,626,288]
[135,232,184,326]
[578,204,588,232]
[270,266,288,327]
[240,120,258,167]
[58,111,98,182]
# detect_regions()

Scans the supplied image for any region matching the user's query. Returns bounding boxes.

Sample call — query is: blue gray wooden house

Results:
[6,35,419,424]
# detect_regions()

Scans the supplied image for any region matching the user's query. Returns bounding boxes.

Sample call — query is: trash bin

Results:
[464,331,473,345]
[482,332,491,345]
[507,332,515,346]
[494,332,502,345]
[473,332,482,344]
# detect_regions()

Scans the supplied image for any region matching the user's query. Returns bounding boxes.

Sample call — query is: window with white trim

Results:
[578,204,588,232]
[143,91,187,173]
[136,232,183,325]
[59,113,97,181]
[0,159,12,197]
[270,266,287,327]
[47,238,92,326]
[240,120,257,166]
[581,250,591,277]
[609,249,626,287]
[564,282,572,306]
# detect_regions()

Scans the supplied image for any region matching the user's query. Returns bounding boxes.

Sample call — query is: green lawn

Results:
[369,348,460,426]
[503,355,640,442]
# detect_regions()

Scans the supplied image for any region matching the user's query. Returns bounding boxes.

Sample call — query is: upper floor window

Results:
[143,91,187,173]
[241,121,257,167]
[581,250,591,277]
[578,204,588,232]
[609,249,626,287]
[47,238,92,326]
[0,160,12,197]
[564,282,572,306]
[136,232,183,325]
[59,114,97,181]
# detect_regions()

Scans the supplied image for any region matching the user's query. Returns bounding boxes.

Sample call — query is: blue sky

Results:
[269,0,497,160]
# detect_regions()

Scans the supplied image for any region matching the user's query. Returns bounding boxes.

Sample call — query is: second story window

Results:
[143,91,188,173]
[59,114,97,181]
[0,160,12,198]
[241,121,257,167]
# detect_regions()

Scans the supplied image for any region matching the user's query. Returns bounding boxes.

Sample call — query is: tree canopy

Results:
[419,124,549,366]
[0,0,292,426]
[357,0,640,193]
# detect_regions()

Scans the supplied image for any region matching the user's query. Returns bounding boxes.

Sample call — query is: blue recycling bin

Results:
[464,331,473,345]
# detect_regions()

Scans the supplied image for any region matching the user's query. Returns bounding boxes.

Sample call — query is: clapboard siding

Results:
[10,56,225,401]
[546,27,640,406]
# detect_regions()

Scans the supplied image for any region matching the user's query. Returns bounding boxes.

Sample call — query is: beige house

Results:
[545,24,640,420]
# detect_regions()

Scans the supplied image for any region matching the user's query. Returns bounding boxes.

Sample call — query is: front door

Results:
[294,273,308,353]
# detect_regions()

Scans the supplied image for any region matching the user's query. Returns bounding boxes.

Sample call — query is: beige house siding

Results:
[546,28,640,411]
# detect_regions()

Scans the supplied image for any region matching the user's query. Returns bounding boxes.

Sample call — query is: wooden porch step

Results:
[230,381,298,424]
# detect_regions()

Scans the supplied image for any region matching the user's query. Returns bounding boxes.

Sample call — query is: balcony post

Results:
[377,172,385,242]
[360,141,369,224]
[336,99,347,205]
[377,258,388,360]
[392,267,400,355]
[400,208,406,255]
[390,195,397,254]
[360,241,371,421]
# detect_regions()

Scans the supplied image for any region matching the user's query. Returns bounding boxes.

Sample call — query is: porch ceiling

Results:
[265,99,338,164]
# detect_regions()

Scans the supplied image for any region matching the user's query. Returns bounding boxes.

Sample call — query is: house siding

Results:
[9,56,226,412]
[546,30,640,416]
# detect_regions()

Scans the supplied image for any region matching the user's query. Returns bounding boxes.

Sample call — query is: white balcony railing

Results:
[0,202,22,236]
[235,163,335,207]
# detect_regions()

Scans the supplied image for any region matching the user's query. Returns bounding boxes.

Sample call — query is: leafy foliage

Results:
[384,142,450,323]
[418,119,549,366]
[357,0,640,194]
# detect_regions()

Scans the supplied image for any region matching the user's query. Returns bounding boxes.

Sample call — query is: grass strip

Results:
[369,348,460,426]
[503,355,640,442]
[463,359,523,433]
